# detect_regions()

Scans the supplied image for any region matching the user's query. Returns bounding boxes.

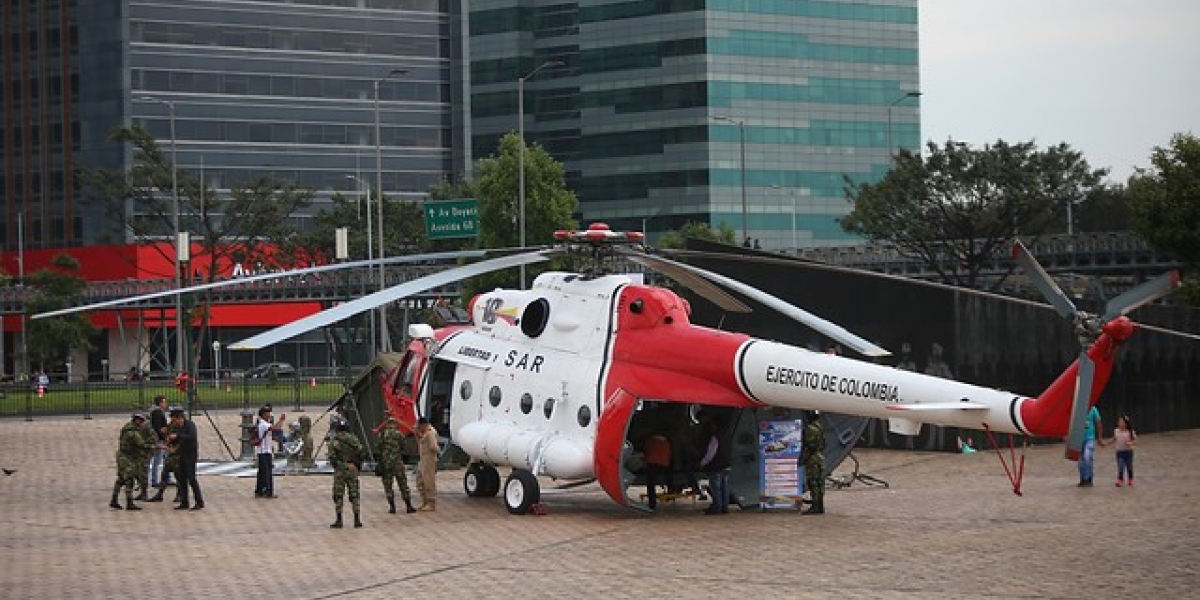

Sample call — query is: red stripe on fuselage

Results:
[604,285,753,407]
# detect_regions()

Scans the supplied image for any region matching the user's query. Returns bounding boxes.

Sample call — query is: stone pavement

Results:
[1,410,1197,599]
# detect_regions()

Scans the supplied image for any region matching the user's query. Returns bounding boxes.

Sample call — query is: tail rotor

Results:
[1012,241,1180,459]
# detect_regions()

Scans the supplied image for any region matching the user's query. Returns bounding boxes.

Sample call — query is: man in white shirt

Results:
[255,405,285,498]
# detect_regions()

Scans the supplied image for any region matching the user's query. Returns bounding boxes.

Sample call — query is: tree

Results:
[86,125,314,374]
[1127,132,1200,302]
[1071,184,1135,234]
[25,255,96,372]
[657,221,738,249]
[87,125,314,279]
[467,132,578,292]
[474,132,578,251]
[282,190,430,264]
[842,140,1107,289]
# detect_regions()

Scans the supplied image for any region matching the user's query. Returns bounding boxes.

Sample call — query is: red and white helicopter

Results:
[36,224,1194,513]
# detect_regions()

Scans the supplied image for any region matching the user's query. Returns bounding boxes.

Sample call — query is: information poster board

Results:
[758,418,804,510]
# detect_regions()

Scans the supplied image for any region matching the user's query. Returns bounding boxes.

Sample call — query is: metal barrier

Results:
[0,372,343,419]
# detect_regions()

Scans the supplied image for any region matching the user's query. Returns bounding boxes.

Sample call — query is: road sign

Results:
[425,199,479,240]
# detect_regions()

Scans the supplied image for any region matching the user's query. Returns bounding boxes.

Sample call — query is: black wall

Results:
[682,242,1200,451]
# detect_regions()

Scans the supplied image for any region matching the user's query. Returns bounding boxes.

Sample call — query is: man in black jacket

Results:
[168,407,204,510]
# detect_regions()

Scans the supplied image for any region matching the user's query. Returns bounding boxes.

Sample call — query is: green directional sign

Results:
[425,199,479,239]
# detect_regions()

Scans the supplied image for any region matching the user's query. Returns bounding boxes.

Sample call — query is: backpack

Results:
[250,422,263,447]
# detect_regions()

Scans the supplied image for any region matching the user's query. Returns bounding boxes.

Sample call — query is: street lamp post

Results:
[712,115,748,244]
[137,96,184,372]
[212,341,221,389]
[17,210,25,379]
[345,175,376,351]
[887,91,922,162]
[374,68,405,353]
[517,60,563,290]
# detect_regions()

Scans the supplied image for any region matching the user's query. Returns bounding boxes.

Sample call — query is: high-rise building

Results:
[467,0,920,250]
[3,0,462,250]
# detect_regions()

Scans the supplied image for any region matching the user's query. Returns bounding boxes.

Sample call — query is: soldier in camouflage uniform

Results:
[110,413,151,510]
[148,410,184,503]
[134,413,157,500]
[327,415,364,528]
[800,410,825,515]
[374,413,416,514]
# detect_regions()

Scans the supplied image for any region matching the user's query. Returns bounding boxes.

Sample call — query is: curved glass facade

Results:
[468,0,920,249]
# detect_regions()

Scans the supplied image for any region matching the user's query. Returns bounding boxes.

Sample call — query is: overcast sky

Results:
[919,0,1199,183]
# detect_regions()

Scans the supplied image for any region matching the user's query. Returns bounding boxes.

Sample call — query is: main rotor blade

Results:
[1064,352,1095,460]
[1012,240,1077,321]
[31,249,488,320]
[1137,322,1200,342]
[1101,271,1181,322]
[620,252,751,314]
[624,249,891,358]
[228,250,553,350]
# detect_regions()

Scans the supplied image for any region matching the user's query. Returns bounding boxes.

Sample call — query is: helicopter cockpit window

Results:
[520,393,533,414]
[543,398,555,419]
[577,405,591,427]
[520,298,551,338]
[459,380,473,400]
[398,353,420,396]
[488,385,502,407]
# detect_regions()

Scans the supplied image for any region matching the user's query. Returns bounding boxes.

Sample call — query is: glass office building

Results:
[4,0,462,248]
[468,0,920,249]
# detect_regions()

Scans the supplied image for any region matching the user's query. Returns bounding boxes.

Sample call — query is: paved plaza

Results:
[1,410,1197,599]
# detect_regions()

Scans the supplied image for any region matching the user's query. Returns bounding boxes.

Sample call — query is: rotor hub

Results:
[1102,316,1137,341]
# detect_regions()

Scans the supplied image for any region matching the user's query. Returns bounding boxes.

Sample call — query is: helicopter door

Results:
[423,358,458,438]
[594,388,641,509]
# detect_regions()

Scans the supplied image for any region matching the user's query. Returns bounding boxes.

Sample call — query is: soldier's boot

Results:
[330,512,343,529]
[387,495,396,514]
[353,510,363,528]
[109,488,122,510]
[404,496,417,514]
[418,499,436,512]
[125,489,142,511]
[803,498,824,515]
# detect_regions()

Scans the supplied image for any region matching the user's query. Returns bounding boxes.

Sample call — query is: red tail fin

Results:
[1018,318,1135,438]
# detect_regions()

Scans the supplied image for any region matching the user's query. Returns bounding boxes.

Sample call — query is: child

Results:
[1113,415,1137,487]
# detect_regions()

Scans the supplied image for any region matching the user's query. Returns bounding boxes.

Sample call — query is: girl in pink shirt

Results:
[1113,415,1137,487]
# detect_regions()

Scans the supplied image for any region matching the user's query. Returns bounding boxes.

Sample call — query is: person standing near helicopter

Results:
[327,415,364,528]
[800,410,825,515]
[415,417,440,511]
[373,411,417,514]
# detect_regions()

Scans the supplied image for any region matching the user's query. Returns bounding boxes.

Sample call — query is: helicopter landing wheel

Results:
[504,470,540,515]
[465,463,501,497]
